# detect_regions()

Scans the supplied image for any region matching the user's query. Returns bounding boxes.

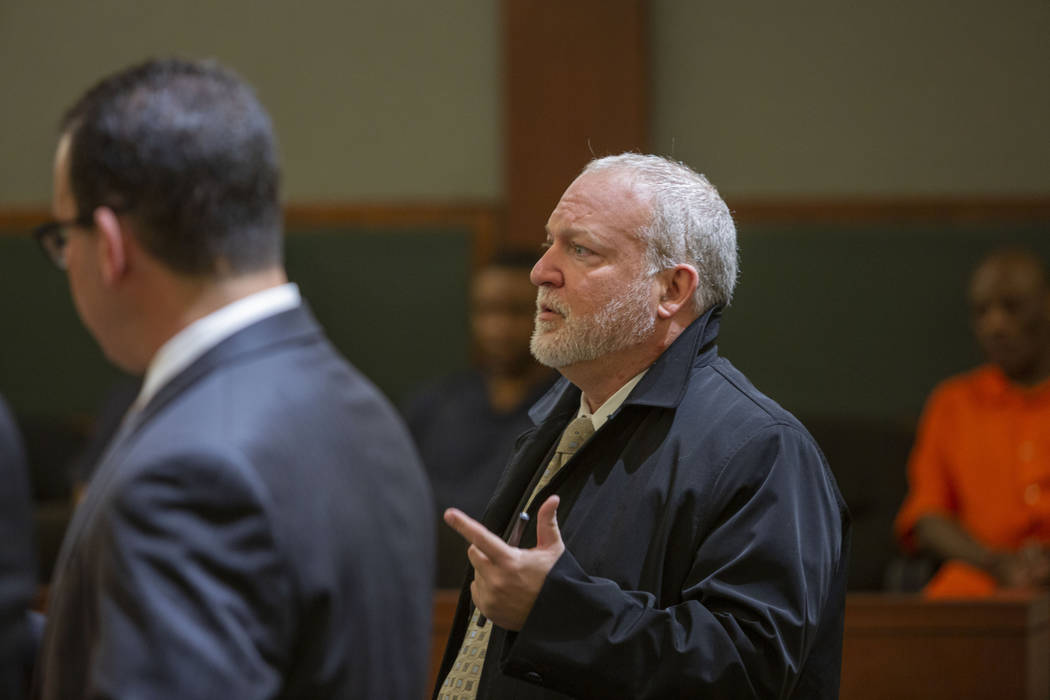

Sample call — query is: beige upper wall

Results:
[651,0,1050,196]
[2,1,1047,206]
[0,0,501,205]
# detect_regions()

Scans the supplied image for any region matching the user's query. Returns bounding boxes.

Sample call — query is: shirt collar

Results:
[576,369,648,431]
[133,283,301,412]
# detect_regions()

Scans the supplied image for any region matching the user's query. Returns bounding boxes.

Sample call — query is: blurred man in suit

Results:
[436,154,849,699]
[896,248,1050,597]
[0,394,36,699]
[32,58,434,699]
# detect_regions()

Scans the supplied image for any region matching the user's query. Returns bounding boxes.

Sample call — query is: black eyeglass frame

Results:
[32,214,98,271]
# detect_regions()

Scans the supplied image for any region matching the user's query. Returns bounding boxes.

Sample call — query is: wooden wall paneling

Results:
[502,0,648,250]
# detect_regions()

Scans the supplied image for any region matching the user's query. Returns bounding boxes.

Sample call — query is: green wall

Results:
[284,228,472,405]
[6,220,1047,428]
[722,222,1050,424]
[0,226,473,420]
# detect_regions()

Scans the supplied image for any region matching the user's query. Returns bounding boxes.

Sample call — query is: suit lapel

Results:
[481,382,579,537]
[51,304,325,588]
[134,304,323,430]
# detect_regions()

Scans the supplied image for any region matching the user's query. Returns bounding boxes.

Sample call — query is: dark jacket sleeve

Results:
[89,449,294,699]
[497,425,845,700]
[0,396,35,700]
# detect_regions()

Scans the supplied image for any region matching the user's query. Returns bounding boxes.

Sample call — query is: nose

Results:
[530,245,563,288]
[976,304,1012,338]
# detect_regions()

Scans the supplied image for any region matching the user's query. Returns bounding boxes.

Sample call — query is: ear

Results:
[93,206,128,286]
[656,264,699,319]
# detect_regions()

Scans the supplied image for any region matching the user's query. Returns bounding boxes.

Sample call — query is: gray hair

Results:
[583,153,738,311]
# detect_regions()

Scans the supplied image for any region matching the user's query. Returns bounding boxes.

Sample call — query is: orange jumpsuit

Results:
[895,365,1050,597]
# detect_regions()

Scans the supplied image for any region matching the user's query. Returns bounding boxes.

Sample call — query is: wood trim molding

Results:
[0,202,501,229]
[282,202,504,266]
[3,197,1047,233]
[730,196,1050,225]
[0,201,504,266]
[0,208,51,232]
[282,201,500,229]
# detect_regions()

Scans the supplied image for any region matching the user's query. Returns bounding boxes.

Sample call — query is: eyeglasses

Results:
[32,215,95,270]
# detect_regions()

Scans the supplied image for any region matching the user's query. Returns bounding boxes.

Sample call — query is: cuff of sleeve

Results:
[496,550,580,687]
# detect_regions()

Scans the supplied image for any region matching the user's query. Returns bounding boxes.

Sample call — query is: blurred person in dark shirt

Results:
[403,252,555,587]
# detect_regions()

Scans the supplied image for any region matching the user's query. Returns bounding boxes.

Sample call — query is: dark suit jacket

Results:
[0,395,35,699]
[436,308,850,699]
[36,305,435,699]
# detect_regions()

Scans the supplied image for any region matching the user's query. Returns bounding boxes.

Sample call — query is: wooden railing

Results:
[842,592,1049,700]
[428,591,1050,699]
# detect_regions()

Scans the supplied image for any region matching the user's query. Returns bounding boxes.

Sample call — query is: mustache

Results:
[536,288,569,316]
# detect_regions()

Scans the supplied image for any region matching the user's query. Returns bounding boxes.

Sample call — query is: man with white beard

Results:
[434,153,850,700]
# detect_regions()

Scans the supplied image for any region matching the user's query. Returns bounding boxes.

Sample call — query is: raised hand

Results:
[444,495,564,631]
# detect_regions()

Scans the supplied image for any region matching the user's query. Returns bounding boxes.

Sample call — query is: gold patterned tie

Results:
[525,415,595,510]
[438,415,595,700]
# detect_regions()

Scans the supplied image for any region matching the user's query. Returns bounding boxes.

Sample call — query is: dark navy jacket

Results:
[436,308,850,699]
[36,305,435,699]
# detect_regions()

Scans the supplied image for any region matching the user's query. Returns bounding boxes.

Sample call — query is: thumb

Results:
[535,495,562,549]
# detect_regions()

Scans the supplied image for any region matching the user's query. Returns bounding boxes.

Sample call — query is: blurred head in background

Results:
[969,248,1050,386]
[471,251,542,376]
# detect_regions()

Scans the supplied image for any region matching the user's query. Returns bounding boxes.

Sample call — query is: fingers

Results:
[454,500,563,632]
[465,544,492,571]
[535,495,562,549]
[444,508,512,564]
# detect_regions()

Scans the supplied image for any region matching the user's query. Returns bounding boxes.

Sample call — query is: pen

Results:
[477,511,530,627]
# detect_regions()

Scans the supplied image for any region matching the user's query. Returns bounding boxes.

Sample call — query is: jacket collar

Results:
[133,303,324,430]
[528,305,723,425]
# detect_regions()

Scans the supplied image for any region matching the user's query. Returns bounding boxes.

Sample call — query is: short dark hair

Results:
[60,57,282,276]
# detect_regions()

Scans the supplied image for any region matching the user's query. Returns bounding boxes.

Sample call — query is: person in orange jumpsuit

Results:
[896,248,1050,597]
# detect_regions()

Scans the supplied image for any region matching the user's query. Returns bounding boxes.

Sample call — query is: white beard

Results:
[530,275,656,368]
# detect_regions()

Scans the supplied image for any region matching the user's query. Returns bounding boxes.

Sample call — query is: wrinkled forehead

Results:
[579,167,653,211]
[551,168,653,241]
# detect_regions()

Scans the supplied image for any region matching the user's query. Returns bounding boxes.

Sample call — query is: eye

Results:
[571,243,591,256]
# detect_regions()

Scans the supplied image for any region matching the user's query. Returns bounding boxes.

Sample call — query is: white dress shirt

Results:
[577,369,649,431]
